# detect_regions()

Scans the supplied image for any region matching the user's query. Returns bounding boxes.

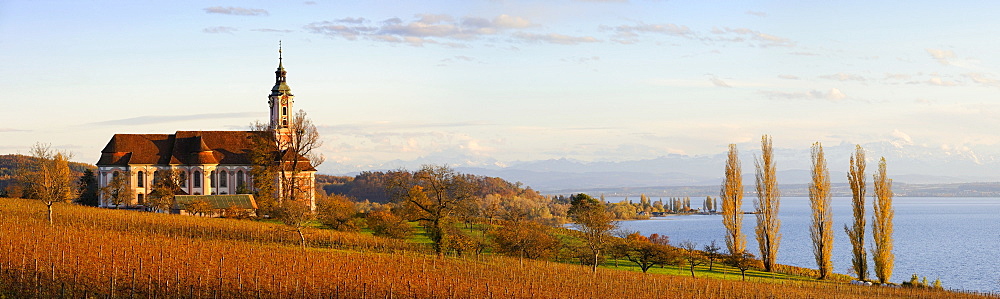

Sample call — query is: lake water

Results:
[612,197,1000,293]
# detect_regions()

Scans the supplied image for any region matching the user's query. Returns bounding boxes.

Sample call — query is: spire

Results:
[271,40,291,96]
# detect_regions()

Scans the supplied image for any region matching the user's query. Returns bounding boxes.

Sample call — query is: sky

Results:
[2,1,1000,176]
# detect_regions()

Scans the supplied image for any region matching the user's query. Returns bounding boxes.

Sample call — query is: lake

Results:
[612,196,1000,293]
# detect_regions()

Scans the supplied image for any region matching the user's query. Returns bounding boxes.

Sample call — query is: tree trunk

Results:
[592,250,600,272]
[46,202,54,226]
[297,228,305,249]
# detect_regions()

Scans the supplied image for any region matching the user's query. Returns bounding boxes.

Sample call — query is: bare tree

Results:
[276,110,324,208]
[809,142,833,279]
[754,135,781,272]
[872,157,895,284]
[248,110,323,214]
[679,240,705,278]
[720,143,746,256]
[844,145,868,281]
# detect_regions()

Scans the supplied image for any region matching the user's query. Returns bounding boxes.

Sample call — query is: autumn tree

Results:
[275,201,314,249]
[185,199,212,216]
[19,143,75,225]
[100,171,133,209]
[754,135,781,272]
[727,252,757,281]
[679,240,705,278]
[366,210,413,239]
[809,142,834,279]
[615,232,679,273]
[316,193,362,231]
[872,157,895,284]
[392,165,475,255]
[491,220,559,260]
[146,170,183,213]
[247,123,279,215]
[721,143,746,256]
[703,240,723,271]
[844,145,868,281]
[569,193,618,272]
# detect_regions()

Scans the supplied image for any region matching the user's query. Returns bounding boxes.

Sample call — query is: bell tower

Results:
[268,41,294,146]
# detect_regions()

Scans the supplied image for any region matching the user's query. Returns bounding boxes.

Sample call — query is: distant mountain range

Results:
[322,140,1000,195]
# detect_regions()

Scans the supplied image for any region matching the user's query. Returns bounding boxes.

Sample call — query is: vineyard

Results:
[0,198,987,298]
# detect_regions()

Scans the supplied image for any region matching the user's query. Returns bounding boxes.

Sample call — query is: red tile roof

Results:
[96,131,315,171]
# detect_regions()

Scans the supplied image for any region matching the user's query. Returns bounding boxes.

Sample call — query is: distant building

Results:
[95,48,316,211]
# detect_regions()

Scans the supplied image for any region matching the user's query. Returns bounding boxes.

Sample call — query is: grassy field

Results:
[0,198,990,298]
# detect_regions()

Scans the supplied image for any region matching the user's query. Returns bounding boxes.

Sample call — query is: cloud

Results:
[203,26,238,34]
[709,76,732,88]
[926,48,955,65]
[605,23,694,44]
[819,72,866,82]
[964,73,1000,87]
[0,128,28,133]
[562,56,600,64]
[778,74,800,80]
[304,1,317,5]
[759,88,849,101]
[712,27,794,47]
[305,14,553,47]
[890,129,914,147]
[746,10,767,17]
[203,6,269,16]
[88,112,261,126]
[252,28,295,33]
[927,77,959,86]
[511,32,599,45]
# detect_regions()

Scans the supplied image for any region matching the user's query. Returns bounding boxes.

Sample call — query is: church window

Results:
[211,171,217,188]
[236,170,245,190]
[193,171,202,188]
[137,171,144,187]
[137,194,144,205]
[220,170,228,187]
[179,172,187,188]
[282,106,287,116]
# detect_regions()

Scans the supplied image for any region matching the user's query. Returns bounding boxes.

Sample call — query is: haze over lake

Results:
[614,197,1000,293]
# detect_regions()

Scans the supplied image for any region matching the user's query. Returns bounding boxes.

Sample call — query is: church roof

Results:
[97,131,275,167]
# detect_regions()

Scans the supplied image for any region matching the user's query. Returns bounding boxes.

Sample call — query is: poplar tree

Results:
[809,142,833,279]
[844,145,868,281]
[720,143,745,255]
[754,135,781,272]
[872,157,895,284]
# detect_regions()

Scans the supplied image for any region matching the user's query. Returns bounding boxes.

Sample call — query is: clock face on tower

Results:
[281,95,289,105]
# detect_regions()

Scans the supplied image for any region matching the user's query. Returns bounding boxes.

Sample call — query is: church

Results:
[95,48,317,212]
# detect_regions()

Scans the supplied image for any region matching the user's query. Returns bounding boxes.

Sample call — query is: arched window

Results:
[236,170,245,189]
[220,170,228,188]
[193,171,201,188]
[137,171,144,187]
[179,171,187,188]
[282,106,287,116]
[211,171,217,188]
